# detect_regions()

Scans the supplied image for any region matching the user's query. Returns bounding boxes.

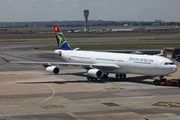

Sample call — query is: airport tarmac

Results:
[0,40,180,120]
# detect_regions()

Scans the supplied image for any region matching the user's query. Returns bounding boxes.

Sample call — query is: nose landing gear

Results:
[154,76,167,85]
[159,76,165,80]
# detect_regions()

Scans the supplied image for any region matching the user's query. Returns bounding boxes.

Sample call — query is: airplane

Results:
[1,25,178,81]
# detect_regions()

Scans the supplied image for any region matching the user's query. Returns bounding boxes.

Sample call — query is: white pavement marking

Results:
[3,112,14,120]
[37,84,56,105]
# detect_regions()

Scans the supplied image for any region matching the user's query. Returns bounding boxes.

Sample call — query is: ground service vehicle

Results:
[154,79,180,86]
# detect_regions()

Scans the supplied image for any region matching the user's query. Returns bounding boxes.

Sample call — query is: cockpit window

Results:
[164,62,175,65]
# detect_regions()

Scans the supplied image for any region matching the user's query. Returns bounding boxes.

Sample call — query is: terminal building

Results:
[164,48,180,60]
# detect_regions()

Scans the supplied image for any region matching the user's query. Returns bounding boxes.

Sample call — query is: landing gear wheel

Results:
[120,74,123,79]
[87,76,98,81]
[115,73,126,79]
[172,82,177,86]
[122,74,126,78]
[102,74,108,79]
[91,77,94,81]
[87,76,91,80]
[153,79,160,85]
[115,74,119,79]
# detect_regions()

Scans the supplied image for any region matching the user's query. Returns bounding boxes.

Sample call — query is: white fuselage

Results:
[57,50,177,76]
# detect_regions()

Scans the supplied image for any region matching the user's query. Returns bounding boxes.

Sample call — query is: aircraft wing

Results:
[1,57,120,70]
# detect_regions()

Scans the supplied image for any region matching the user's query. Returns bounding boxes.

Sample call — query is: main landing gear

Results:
[159,76,165,80]
[153,76,167,85]
[115,73,126,79]
[87,76,98,81]
[87,73,127,81]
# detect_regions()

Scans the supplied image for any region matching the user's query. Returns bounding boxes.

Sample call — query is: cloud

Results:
[150,4,161,7]
[7,0,15,4]
[90,1,109,6]
[73,0,79,2]
[69,4,79,7]
[27,0,43,2]
[53,0,64,2]
[90,2,101,6]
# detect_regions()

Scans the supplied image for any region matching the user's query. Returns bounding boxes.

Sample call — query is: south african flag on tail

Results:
[53,25,72,50]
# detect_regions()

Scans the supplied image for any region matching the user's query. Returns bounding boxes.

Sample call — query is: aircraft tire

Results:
[115,74,119,79]
[91,77,94,81]
[115,74,126,79]
[123,74,126,78]
[103,74,108,79]
[172,82,177,86]
[154,79,160,85]
[87,76,91,80]
[178,81,180,86]
[120,74,123,79]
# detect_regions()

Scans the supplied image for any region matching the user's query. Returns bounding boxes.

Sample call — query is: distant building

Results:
[164,48,180,59]
[152,23,160,25]
[112,29,134,32]
[154,19,164,23]
[124,24,128,27]
[175,26,179,30]
[106,28,134,32]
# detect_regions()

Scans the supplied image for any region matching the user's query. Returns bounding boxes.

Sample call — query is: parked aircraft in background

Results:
[2,25,177,80]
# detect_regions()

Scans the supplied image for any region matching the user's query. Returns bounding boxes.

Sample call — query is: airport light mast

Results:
[84,9,89,32]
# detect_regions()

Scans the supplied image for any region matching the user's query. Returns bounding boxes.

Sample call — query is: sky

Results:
[0,0,180,22]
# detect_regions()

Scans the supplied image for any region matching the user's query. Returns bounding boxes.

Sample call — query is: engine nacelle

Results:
[87,69,102,78]
[45,66,59,74]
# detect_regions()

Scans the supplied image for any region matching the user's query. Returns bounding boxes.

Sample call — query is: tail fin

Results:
[1,57,10,63]
[160,49,164,55]
[156,49,164,56]
[53,25,72,50]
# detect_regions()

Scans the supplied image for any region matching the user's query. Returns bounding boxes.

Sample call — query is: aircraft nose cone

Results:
[173,65,178,72]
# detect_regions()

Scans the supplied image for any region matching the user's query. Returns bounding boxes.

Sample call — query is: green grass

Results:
[36,43,180,50]
[1,37,180,43]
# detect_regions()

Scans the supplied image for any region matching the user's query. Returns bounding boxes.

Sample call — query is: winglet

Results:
[1,57,10,62]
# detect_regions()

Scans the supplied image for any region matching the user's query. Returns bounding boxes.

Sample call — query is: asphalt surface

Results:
[0,36,180,120]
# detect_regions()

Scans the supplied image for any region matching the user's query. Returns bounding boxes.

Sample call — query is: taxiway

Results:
[0,39,180,120]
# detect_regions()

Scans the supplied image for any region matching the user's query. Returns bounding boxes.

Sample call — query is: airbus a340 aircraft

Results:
[2,25,177,80]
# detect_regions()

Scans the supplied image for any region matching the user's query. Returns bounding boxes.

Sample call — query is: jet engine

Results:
[87,69,102,78]
[45,66,59,74]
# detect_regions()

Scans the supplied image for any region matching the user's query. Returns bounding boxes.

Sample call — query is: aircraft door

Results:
[126,59,134,73]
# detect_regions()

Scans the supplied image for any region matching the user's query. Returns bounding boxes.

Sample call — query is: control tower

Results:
[84,9,89,32]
